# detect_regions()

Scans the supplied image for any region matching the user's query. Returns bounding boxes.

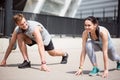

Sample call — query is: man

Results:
[0,13,68,71]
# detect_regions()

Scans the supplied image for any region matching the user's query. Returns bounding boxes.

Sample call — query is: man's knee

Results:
[17,33,24,39]
[47,50,56,56]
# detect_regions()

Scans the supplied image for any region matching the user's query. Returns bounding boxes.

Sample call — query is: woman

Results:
[75,16,120,78]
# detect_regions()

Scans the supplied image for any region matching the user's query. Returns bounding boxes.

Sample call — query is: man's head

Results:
[13,13,28,30]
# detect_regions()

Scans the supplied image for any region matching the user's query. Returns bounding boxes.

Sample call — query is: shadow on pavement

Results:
[67,68,116,75]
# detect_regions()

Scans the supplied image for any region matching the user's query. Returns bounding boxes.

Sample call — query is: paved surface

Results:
[0,37,120,80]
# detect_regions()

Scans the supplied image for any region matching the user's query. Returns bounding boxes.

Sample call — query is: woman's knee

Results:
[110,55,120,61]
[108,49,120,61]
[86,40,92,50]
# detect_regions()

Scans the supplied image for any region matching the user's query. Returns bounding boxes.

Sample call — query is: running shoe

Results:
[117,62,120,70]
[89,66,100,76]
[18,60,31,68]
[61,53,68,64]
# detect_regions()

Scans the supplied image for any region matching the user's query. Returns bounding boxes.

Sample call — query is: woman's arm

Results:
[75,30,88,75]
[80,31,88,67]
[100,28,109,78]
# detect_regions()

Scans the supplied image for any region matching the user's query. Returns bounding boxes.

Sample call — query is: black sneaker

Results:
[61,53,68,64]
[18,60,31,68]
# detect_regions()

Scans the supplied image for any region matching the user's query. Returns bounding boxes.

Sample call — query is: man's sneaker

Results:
[117,62,120,70]
[18,60,31,68]
[89,66,100,76]
[60,53,68,64]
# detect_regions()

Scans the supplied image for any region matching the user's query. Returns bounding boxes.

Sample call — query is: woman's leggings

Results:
[86,40,120,65]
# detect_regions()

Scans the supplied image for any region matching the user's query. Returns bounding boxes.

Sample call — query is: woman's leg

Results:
[86,40,102,75]
[108,46,120,61]
[86,40,101,66]
[108,45,120,69]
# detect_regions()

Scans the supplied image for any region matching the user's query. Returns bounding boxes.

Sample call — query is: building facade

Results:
[75,0,118,19]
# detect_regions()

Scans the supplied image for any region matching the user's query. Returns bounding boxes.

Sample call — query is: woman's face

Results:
[84,20,97,32]
[16,18,28,30]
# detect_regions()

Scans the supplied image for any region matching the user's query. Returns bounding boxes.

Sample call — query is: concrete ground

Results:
[0,37,120,80]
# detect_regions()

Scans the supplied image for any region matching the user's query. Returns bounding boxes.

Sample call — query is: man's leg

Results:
[47,50,68,64]
[17,33,32,68]
[45,40,68,64]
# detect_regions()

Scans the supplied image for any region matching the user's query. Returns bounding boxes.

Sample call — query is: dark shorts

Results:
[27,40,54,51]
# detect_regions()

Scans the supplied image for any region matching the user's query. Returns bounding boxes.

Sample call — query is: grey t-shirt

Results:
[15,20,51,46]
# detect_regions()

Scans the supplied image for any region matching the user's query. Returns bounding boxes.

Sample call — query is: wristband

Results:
[41,61,46,64]
[79,66,83,70]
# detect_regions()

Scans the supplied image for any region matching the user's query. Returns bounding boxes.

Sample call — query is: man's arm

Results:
[33,27,46,62]
[33,26,49,71]
[0,30,17,66]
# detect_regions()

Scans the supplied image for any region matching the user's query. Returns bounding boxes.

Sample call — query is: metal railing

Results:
[0,9,120,38]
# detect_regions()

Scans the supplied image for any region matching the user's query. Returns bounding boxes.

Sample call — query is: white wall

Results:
[23,0,46,13]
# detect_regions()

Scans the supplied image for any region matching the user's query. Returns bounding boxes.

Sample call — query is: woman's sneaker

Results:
[89,66,100,76]
[18,60,31,68]
[117,62,120,70]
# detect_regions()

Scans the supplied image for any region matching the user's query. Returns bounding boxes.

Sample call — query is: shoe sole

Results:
[89,72,100,76]
[117,68,120,70]
[18,65,31,69]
